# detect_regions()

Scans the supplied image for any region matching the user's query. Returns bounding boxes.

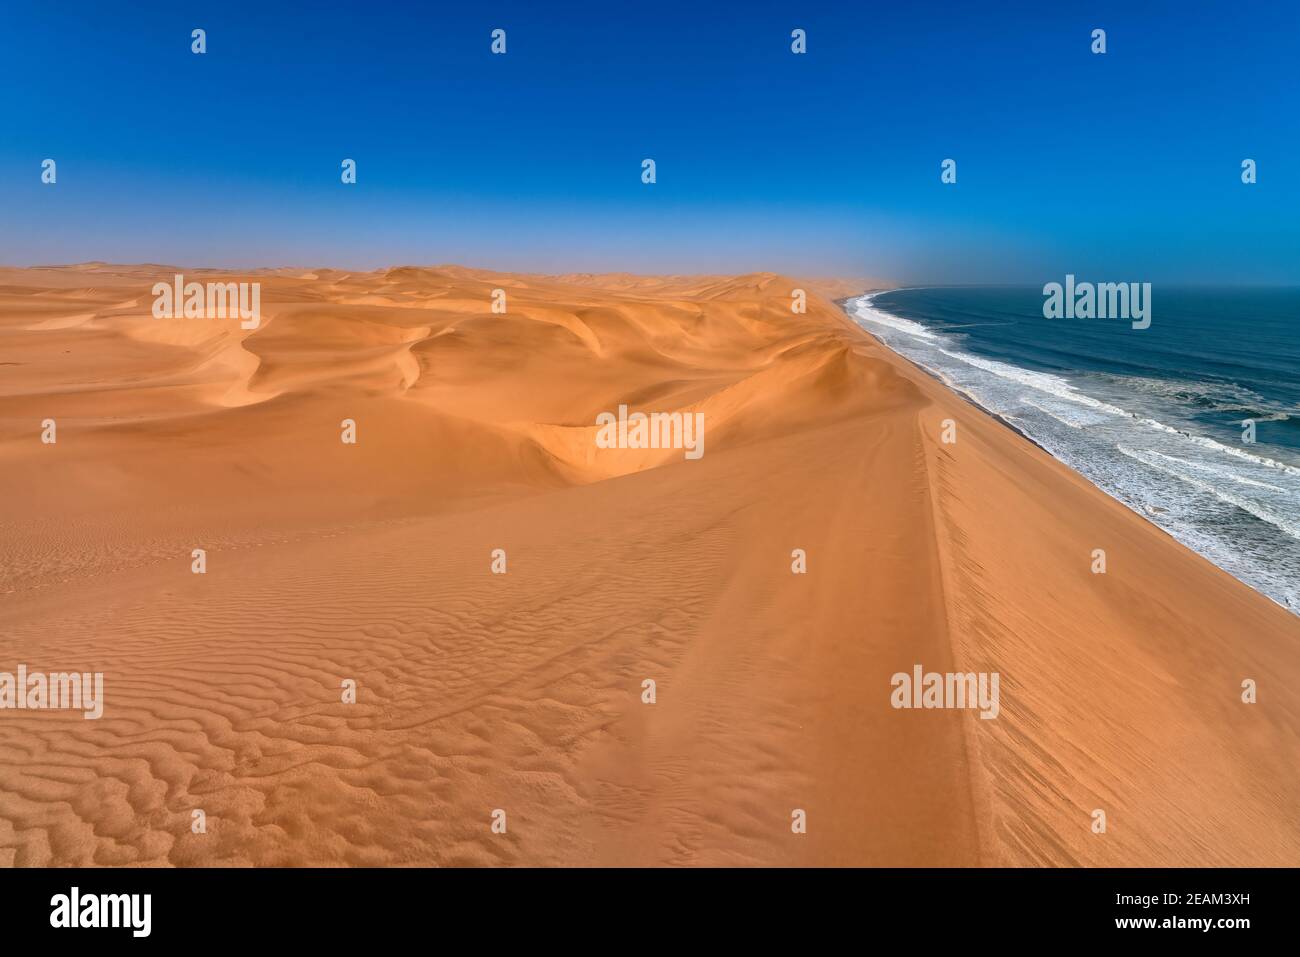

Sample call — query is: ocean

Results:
[848,286,1300,612]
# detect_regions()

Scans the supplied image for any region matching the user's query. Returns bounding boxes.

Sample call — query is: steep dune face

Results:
[0,265,1296,867]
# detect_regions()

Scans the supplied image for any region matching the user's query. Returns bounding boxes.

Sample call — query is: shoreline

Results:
[2,264,1297,867]
[833,293,1057,459]
[835,289,1298,615]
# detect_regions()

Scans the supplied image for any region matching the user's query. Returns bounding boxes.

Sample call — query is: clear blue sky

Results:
[1,0,1296,281]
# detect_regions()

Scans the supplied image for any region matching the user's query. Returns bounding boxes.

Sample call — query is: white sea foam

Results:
[847,292,1300,611]
[1140,450,1288,492]
[935,348,1132,418]
[1118,446,1300,541]
[1135,416,1300,476]
[1018,396,1113,429]
[851,297,938,340]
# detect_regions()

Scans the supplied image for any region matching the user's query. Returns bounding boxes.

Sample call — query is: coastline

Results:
[823,281,1300,866]
[837,289,1300,615]
[833,293,1058,460]
[1,265,1297,867]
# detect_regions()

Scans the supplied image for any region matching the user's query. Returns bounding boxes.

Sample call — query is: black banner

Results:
[0,867,1282,944]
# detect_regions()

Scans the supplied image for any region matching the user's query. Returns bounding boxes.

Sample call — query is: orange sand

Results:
[0,264,1296,866]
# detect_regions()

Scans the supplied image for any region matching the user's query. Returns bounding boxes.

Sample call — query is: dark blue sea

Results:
[850,286,1300,611]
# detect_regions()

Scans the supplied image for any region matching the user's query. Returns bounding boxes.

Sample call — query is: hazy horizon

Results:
[9,261,1300,291]
[2,0,1297,282]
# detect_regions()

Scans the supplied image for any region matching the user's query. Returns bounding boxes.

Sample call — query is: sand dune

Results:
[0,264,1296,866]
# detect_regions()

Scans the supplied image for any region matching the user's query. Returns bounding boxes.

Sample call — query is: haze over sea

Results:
[851,286,1300,611]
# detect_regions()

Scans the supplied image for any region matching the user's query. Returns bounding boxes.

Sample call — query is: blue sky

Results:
[1,0,1296,281]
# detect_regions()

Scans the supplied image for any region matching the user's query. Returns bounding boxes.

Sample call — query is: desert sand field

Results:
[0,263,1296,867]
